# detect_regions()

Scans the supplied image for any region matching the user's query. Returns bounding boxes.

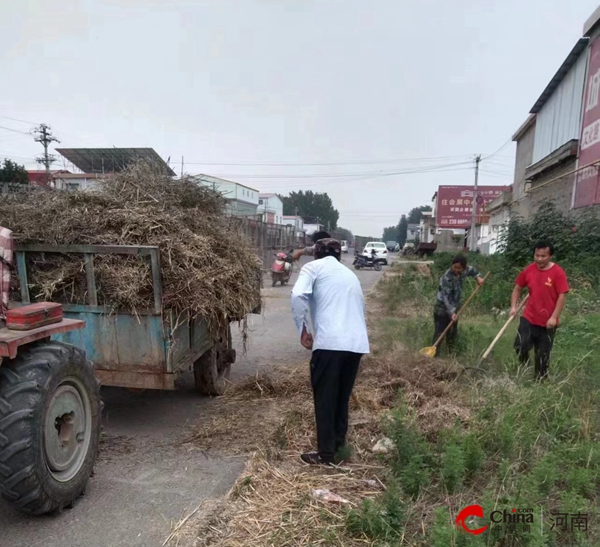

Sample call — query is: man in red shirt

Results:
[510,241,569,380]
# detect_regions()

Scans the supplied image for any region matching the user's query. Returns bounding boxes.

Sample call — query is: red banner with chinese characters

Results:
[575,37,600,208]
[436,185,510,229]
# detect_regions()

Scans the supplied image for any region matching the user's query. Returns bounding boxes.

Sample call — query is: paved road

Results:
[0,252,389,547]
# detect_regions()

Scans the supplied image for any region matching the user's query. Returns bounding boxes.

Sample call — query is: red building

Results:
[27,170,71,188]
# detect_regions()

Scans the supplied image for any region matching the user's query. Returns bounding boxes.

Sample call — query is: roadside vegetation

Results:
[348,203,600,546]
[182,202,600,547]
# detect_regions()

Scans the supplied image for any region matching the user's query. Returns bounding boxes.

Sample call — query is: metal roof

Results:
[530,38,590,114]
[55,148,176,176]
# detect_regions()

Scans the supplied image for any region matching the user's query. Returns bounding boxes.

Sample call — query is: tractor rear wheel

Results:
[194,325,235,396]
[0,341,102,515]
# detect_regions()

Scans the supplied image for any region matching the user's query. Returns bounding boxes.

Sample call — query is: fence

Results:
[231,217,305,268]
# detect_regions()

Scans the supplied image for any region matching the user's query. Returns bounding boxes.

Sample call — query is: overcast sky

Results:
[1,0,599,236]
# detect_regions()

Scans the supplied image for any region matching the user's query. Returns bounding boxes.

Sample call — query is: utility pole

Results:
[33,124,60,187]
[181,156,184,178]
[470,154,481,252]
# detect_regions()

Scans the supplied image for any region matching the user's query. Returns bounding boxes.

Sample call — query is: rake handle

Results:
[480,294,529,360]
[432,271,490,349]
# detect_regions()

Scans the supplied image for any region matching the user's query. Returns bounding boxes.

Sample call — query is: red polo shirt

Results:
[515,263,569,327]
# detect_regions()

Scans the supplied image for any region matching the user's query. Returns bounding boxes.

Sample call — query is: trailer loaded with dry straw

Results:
[1,162,262,394]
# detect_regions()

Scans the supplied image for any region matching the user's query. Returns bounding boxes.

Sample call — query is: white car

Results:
[362,241,388,264]
[341,240,349,253]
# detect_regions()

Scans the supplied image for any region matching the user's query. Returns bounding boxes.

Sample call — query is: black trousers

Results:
[310,350,362,462]
[514,317,556,379]
[432,312,458,356]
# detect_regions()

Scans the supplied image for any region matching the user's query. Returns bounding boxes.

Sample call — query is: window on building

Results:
[259,199,263,205]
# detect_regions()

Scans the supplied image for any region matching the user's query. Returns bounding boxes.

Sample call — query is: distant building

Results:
[510,115,536,219]
[258,194,284,225]
[282,215,304,233]
[484,191,513,254]
[303,223,324,236]
[508,7,600,217]
[282,215,306,246]
[406,223,420,242]
[53,173,103,191]
[419,211,436,244]
[195,174,259,217]
[521,39,587,216]
[27,170,71,188]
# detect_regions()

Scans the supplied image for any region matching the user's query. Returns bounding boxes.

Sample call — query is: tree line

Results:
[382,206,432,246]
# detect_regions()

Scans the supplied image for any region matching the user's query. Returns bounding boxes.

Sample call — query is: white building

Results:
[258,193,284,225]
[282,215,304,232]
[419,211,436,243]
[406,223,420,242]
[282,215,306,245]
[484,192,513,254]
[195,175,259,217]
[53,173,103,191]
[303,223,324,236]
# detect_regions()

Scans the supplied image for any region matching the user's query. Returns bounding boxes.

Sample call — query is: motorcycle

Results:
[353,252,384,271]
[271,250,294,286]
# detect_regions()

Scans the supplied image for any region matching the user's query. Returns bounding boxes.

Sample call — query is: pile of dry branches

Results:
[1,163,261,333]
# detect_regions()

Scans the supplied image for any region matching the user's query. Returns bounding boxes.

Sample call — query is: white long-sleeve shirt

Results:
[291,256,370,354]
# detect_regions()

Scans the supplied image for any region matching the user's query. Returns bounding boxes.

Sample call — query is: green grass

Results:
[351,256,600,546]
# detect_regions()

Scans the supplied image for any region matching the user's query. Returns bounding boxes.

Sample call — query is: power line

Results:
[0,115,37,125]
[186,160,477,186]
[193,162,473,179]
[482,139,512,161]
[0,125,30,136]
[253,163,475,190]
[178,154,473,167]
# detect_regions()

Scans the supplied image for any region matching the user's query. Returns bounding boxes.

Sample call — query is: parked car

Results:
[386,241,398,252]
[362,241,388,264]
[341,240,349,253]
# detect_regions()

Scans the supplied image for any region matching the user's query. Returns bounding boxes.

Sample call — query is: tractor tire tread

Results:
[0,341,101,515]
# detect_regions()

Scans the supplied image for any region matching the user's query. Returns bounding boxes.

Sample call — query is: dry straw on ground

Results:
[175,332,468,546]
[1,163,261,334]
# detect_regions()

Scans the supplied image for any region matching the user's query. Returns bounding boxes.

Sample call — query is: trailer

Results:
[14,244,243,395]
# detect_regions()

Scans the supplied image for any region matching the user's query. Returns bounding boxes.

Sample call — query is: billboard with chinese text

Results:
[436,185,510,229]
[574,37,600,208]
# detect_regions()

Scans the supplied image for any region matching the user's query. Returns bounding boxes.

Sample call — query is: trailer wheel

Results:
[0,341,101,515]
[194,325,235,396]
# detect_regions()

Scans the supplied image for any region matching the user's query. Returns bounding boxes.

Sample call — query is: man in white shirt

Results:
[291,238,370,465]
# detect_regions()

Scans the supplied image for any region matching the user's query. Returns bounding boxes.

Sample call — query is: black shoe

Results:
[301,452,333,466]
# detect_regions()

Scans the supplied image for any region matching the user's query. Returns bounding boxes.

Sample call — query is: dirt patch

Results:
[97,433,136,461]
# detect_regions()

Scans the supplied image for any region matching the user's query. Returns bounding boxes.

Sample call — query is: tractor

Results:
[0,309,102,515]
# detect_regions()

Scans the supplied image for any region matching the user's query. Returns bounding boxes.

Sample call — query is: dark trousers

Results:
[433,312,458,356]
[514,317,556,379]
[310,350,362,462]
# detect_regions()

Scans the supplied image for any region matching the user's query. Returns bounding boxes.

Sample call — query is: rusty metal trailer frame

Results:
[14,244,215,390]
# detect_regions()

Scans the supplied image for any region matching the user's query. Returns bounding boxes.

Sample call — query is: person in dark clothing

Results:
[292,231,331,261]
[433,255,484,356]
[291,238,369,465]
[510,241,569,380]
